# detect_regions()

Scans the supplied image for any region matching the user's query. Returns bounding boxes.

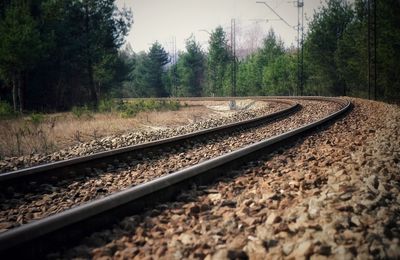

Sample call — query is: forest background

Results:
[0,0,399,114]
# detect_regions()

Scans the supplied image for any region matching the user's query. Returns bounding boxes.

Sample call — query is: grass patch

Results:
[0,99,184,158]
[118,99,181,118]
[71,99,181,118]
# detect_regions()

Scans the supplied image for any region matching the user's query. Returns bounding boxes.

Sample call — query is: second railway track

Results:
[0,99,298,229]
[0,97,350,258]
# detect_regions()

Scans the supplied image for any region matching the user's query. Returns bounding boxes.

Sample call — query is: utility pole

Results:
[231,18,237,97]
[292,0,304,96]
[173,36,177,97]
[168,36,177,97]
[297,1,300,96]
[230,18,237,109]
[300,0,304,96]
[373,0,377,100]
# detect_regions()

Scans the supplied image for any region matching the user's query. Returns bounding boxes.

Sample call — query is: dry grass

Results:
[0,105,219,158]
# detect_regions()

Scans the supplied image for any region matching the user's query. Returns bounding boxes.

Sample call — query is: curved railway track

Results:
[0,97,350,258]
[0,99,298,231]
[0,99,296,184]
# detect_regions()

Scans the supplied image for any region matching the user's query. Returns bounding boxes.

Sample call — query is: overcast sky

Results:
[115,0,325,54]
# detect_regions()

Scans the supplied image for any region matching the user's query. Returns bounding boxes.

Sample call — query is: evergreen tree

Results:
[258,29,285,67]
[179,37,206,96]
[79,0,132,107]
[237,55,262,96]
[0,0,132,111]
[207,26,230,96]
[236,29,287,96]
[0,1,43,112]
[304,0,353,96]
[262,53,296,95]
[147,42,170,97]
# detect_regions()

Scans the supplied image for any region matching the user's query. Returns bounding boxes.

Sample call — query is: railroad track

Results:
[0,99,295,183]
[0,97,350,258]
[0,99,297,230]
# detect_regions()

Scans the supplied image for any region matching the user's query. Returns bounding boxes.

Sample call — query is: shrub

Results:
[0,101,14,117]
[119,104,139,118]
[29,113,44,126]
[98,98,115,113]
[167,100,181,111]
[116,99,181,118]
[71,105,93,119]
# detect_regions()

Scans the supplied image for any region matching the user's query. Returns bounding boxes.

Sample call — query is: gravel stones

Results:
[0,100,339,232]
[48,98,400,259]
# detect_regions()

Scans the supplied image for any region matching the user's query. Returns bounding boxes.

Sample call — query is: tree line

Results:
[305,0,399,101]
[97,0,400,102]
[120,27,293,99]
[0,0,132,112]
[0,0,399,113]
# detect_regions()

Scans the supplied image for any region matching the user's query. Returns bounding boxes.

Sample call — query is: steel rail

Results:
[0,99,298,185]
[0,97,350,258]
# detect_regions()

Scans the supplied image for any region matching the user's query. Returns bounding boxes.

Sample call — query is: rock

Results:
[289,181,300,188]
[211,249,229,260]
[179,233,195,245]
[308,198,320,219]
[350,216,361,227]
[208,193,222,202]
[333,245,353,260]
[291,240,313,258]
[255,225,273,240]
[387,241,400,259]
[266,212,281,225]
[228,235,247,250]
[282,242,294,255]
[244,240,267,259]
[339,192,352,201]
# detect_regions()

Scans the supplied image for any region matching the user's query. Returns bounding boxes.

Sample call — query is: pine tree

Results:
[304,0,353,96]
[207,26,230,96]
[144,42,169,97]
[0,1,43,112]
[179,37,206,96]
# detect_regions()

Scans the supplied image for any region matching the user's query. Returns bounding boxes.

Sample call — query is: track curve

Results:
[0,97,350,258]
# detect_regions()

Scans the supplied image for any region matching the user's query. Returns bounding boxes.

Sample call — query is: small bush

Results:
[71,105,93,119]
[113,99,182,118]
[119,103,139,118]
[0,101,14,117]
[167,100,181,111]
[98,98,115,113]
[29,113,44,126]
[136,99,181,112]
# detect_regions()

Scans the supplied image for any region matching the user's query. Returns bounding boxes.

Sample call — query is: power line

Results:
[255,1,296,30]
[257,0,303,96]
